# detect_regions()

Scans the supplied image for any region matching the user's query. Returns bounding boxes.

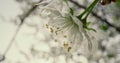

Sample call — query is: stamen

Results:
[57,27,60,30]
[50,28,54,33]
[63,42,69,48]
[55,31,58,35]
[54,39,58,42]
[67,47,72,52]
[63,35,67,38]
[46,24,49,28]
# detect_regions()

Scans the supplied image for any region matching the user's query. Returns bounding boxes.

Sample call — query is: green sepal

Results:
[85,27,96,32]
[70,8,74,15]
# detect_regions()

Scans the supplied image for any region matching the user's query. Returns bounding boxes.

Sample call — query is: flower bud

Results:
[100,0,116,5]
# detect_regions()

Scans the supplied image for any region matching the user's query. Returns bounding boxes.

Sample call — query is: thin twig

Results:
[69,0,120,32]
[0,3,39,62]
[4,4,38,55]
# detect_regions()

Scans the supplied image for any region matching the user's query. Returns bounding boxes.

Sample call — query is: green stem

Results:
[84,0,98,19]
[77,0,99,20]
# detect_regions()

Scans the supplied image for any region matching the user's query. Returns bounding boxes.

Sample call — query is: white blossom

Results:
[39,0,96,53]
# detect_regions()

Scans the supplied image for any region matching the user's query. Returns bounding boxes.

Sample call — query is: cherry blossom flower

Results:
[39,0,96,53]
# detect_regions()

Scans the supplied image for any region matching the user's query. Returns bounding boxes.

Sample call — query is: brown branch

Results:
[69,0,120,32]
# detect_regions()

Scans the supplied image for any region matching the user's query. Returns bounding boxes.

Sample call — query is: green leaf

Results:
[100,24,108,31]
[116,0,120,6]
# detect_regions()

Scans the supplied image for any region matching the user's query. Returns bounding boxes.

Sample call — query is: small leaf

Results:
[100,24,108,31]
[116,0,120,6]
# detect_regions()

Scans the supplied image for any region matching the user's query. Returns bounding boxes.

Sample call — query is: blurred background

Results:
[0,0,120,63]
